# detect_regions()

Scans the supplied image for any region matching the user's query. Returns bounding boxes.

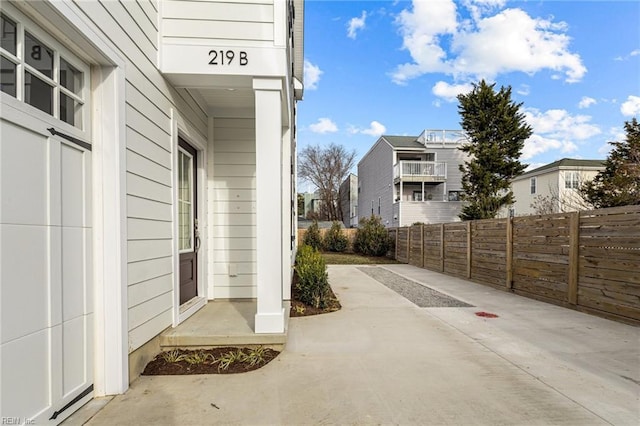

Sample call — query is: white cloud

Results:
[304,60,322,90]
[309,118,338,134]
[432,81,473,102]
[347,11,367,39]
[350,121,387,137]
[578,96,596,109]
[462,0,507,22]
[609,126,626,142]
[614,49,640,61]
[525,162,545,172]
[525,108,601,140]
[516,84,530,96]
[522,108,601,159]
[620,95,640,116]
[392,1,586,84]
[597,143,612,156]
[522,134,563,160]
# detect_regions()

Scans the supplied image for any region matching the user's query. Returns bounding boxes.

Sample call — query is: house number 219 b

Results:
[208,50,248,66]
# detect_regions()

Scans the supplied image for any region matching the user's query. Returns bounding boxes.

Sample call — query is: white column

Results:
[253,78,284,333]
[282,127,292,301]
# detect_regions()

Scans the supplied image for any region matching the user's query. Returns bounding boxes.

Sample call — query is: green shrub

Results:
[354,215,391,256]
[295,245,330,309]
[324,221,348,252]
[303,220,323,250]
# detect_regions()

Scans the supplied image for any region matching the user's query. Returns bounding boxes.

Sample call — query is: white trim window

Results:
[1,10,89,130]
[178,147,194,253]
[565,171,580,189]
[530,177,537,194]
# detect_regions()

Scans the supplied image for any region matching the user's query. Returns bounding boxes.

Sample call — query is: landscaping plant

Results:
[295,244,330,309]
[324,221,349,252]
[354,215,391,257]
[303,220,323,250]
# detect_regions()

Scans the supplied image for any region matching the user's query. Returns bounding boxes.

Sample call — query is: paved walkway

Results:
[73,265,639,425]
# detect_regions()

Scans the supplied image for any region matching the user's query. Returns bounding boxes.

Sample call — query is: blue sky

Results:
[297,0,640,184]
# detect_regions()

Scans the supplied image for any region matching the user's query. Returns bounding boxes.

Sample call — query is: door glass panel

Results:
[60,58,82,95]
[25,31,53,79]
[178,150,193,251]
[0,56,16,96]
[24,71,53,114]
[60,93,82,128]
[1,14,17,55]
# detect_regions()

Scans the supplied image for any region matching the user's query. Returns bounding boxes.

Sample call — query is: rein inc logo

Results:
[1,418,34,425]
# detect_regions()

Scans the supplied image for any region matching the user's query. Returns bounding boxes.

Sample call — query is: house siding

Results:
[212,118,257,299]
[510,166,602,216]
[400,202,463,226]
[72,0,208,352]
[162,0,274,45]
[357,139,394,225]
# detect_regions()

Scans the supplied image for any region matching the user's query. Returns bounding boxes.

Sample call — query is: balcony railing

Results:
[394,161,447,182]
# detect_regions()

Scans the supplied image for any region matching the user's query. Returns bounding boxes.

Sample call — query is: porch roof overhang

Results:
[161,51,292,125]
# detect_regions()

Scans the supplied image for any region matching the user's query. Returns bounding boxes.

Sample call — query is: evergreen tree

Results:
[581,118,640,208]
[457,80,532,220]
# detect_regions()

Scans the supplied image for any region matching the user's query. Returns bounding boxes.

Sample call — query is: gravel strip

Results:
[357,267,473,308]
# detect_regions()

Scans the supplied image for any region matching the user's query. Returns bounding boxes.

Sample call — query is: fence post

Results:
[420,224,425,268]
[395,227,399,260]
[440,223,445,272]
[466,221,472,279]
[567,211,580,305]
[408,226,412,265]
[506,217,513,289]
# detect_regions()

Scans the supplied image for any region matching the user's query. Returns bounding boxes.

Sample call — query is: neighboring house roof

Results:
[519,158,605,179]
[381,135,421,149]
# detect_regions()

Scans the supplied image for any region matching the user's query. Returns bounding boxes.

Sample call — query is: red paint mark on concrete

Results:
[475,311,499,318]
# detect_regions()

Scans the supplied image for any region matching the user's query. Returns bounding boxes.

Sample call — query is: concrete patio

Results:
[64,264,639,425]
[159,300,288,349]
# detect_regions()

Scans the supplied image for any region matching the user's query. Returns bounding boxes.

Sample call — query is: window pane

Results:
[60,93,82,127]
[24,71,53,114]
[1,14,17,55]
[0,55,16,96]
[25,32,53,79]
[178,151,193,251]
[60,58,82,95]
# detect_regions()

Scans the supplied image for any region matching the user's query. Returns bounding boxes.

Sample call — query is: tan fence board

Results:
[387,205,640,324]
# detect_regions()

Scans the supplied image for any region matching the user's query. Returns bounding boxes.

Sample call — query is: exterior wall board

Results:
[212,118,257,298]
[120,0,158,48]
[400,202,463,226]
[358,139,393,224]
[137,0,158,30]
[72,0,210,352]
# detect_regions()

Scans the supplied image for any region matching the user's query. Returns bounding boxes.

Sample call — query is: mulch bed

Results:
[142,273,341,375]
[142,347,280,375]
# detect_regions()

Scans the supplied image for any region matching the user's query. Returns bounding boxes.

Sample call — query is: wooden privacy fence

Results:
[390,205,640,325]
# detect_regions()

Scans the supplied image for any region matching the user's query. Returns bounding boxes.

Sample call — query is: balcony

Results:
[394,161,447,183]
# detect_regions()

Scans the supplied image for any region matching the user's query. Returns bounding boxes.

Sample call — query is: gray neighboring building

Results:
[357,130,469,227]
[339,174,358,228]
[301,191,322,218]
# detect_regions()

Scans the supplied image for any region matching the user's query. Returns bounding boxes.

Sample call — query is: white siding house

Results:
[0,0,303,423]
[358,130,469,227]
[508,158,605,216]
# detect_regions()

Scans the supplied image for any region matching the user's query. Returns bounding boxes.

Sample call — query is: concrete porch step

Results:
[159,300,288,349]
